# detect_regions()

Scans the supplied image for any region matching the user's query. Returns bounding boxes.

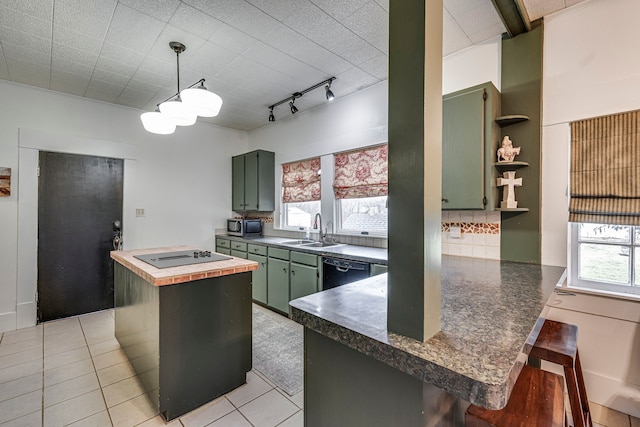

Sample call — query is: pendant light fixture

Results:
[267,77,336,122]
[140,42,223,135]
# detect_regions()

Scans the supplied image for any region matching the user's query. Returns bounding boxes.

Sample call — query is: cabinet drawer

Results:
[231,241,247,251]
[231,249,248,259]
[216,247,231,256]
[268,247,290,261]
[216,238,230,248]
[248,244,267,256]
[290,251,318,267]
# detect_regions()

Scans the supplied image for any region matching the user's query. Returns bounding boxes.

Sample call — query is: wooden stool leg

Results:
[575,350,593,427]
[564,364,586,427]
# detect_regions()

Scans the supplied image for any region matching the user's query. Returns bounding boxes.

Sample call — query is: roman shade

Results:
[282,157,321,203]
[333,144,388,199]
[569,110,640,225]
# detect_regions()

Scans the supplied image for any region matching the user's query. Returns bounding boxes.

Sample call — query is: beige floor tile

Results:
[253,369,277,389]
[44,357,95,387]
[66,410,113,426]
[590,401,631,427]
[631,416,640,427]
[281,389,303,409]
[180,396,235,427]
[136,415,182,426]
[0,359,42,385]
[93,348,128,371]
[277,411,304,427]
[96,360,136,387]
[226,371,273,407]
[43,389,106,427]
[44,345,90,370]
[44,372,100,407]
[238,389,298,427]
[44,328,84,344]
[1,324,42,345]
[78,310,114,326]
[0,338,43,357]
[108,393,157,427]
[0,346,42,370]
[102,375,146,408]
[0,390,42,423]
[0,410,42,426]
[89,338,121,357]
[0,373,42,403]
[43,317,81,336]
[207,410,252,427]
[44,336,87,357]
[84,329,116,346]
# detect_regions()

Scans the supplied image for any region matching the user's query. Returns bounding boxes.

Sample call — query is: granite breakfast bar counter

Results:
[110,246,258,421]
[289,255,566,426]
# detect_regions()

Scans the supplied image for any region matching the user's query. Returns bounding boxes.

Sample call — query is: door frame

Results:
[17,128,138,329]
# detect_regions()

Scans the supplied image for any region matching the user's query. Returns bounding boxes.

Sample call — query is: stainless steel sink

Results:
[300,241,343,248]
[279,239,315,245]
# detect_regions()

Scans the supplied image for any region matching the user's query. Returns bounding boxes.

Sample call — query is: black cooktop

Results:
[134,250,232,269]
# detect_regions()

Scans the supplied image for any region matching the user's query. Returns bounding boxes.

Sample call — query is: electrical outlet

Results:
[136,208,145,217]
[450,225,461,239]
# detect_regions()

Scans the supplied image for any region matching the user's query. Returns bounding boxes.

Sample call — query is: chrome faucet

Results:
[313,213,323,242]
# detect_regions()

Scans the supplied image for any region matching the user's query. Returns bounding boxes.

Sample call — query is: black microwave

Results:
[227,218,262,237]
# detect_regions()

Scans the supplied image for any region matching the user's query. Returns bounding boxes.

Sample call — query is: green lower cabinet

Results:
[267,257,290,313]
[231,249,248,259]
[290,262,319,301]
[216,247,231,256]
[248,253,267,304]
[370,264,388,276]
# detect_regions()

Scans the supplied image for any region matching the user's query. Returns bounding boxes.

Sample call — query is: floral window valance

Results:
[570,110,640,225]
[333,144,388,199]
[282,157,321,203]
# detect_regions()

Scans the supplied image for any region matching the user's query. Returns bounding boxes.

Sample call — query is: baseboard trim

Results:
[583,370,640,418]
[0,311,17,333]
[17,302,37,329]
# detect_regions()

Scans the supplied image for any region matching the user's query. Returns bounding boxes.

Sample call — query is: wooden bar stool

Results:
[530,319,592,427]
[466,364,566,426]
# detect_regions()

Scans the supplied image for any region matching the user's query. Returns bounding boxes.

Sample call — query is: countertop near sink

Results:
[216,234,387,265]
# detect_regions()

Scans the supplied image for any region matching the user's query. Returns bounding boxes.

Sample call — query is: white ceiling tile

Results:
[0,45,9,79]
[146,25,207,62]
[131,67,175,89]
[291,42,353,75]
[2,42,51,67]
[185,0,280,39]
[95,56,137,77]
[565,0,587,7]
[116,86,156,108]
[2,0,54,22]
[215,56,270,87]
[53,26,103,55]
[6,59,50,88]
[52,43,98,68]
[310,0,370,21]
[0,5,52,39]
[263,25,306,56]
[51,56,95,79]
[341,1,388,54]
[0,25,51,54]
[521,0,565,21]
[267,55,327,85]
[245,0,304,21]
[91,68,131,87]
[335,66,379,90]
[85,79,122,102]
[103,4,166,54]
[169,3,224,40]
[442,7,473,56]
[50,69,90,96]
[374,0,389,12]
[53,0,116,39]
[357,53,387,80]
[125,78,164,94]
[209,24,257,54]
[137,56,176,81]
[118,0,180,22]
[187,42,240,78]
[99,42,145,68]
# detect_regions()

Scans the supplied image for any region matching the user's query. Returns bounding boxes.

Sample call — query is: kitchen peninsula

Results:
[110,246,257,421]
[290,256,566,426]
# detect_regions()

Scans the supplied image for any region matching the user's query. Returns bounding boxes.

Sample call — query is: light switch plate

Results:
[450,225,461,239]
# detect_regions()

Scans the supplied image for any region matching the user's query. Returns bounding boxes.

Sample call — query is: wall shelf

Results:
[495,115,530,127]
[494,161,529,169]
[496,208,529,212]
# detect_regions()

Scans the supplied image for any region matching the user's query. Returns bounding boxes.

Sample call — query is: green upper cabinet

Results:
[232,150,275,212]
[442,82,500,210]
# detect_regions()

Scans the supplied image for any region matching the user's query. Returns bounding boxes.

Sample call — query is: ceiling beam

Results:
[491,0,531,37]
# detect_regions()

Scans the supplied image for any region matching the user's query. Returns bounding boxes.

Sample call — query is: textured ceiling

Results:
[0,0,585,132]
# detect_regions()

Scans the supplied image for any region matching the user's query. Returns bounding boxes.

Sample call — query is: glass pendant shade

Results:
[181,86,223,117]
[159,99,197,126]
[140,111,176,135]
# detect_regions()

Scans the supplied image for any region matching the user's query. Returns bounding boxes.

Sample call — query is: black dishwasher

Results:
[322,257,370,290]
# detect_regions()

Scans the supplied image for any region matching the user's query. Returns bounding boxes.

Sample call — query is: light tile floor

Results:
[0,307,637,426]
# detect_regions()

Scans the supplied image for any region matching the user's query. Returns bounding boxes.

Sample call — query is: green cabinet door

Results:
[290,262,319,301]
[232,155,245,211]
[267,257,289,313]
[243,151,259,210]
[248,253,267,304]
[370,264,388,276]
[442,87,486,210]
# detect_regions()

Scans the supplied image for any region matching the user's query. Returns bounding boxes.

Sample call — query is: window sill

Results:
[557,283,640,303]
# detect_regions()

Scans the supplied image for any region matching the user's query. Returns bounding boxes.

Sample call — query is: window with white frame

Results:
[281,157,321,229]
[567,110,640,298]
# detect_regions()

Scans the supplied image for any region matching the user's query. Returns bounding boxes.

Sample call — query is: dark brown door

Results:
[38,151,123,322]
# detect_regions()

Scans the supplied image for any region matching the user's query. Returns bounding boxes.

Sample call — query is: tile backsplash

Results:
[223,210,501,258]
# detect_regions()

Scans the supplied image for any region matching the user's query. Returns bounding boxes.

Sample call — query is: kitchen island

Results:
[111,246,258,421]
[290,256,566,426]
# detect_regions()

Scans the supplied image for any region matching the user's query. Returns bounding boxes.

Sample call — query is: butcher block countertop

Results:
[110,245,258,286]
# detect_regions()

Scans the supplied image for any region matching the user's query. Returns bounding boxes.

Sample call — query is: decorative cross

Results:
[497,171,522,209]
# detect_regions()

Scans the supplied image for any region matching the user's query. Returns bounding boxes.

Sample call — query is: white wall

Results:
[542,0,640,416]
[0,80,248,332]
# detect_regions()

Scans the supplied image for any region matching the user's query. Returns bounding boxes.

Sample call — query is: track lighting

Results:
[140,42,223,135]
[267,77,336,122]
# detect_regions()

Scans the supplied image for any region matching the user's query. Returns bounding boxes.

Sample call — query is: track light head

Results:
[268,108,275,122]
[289,101,298,114]
[325,84,334,101]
